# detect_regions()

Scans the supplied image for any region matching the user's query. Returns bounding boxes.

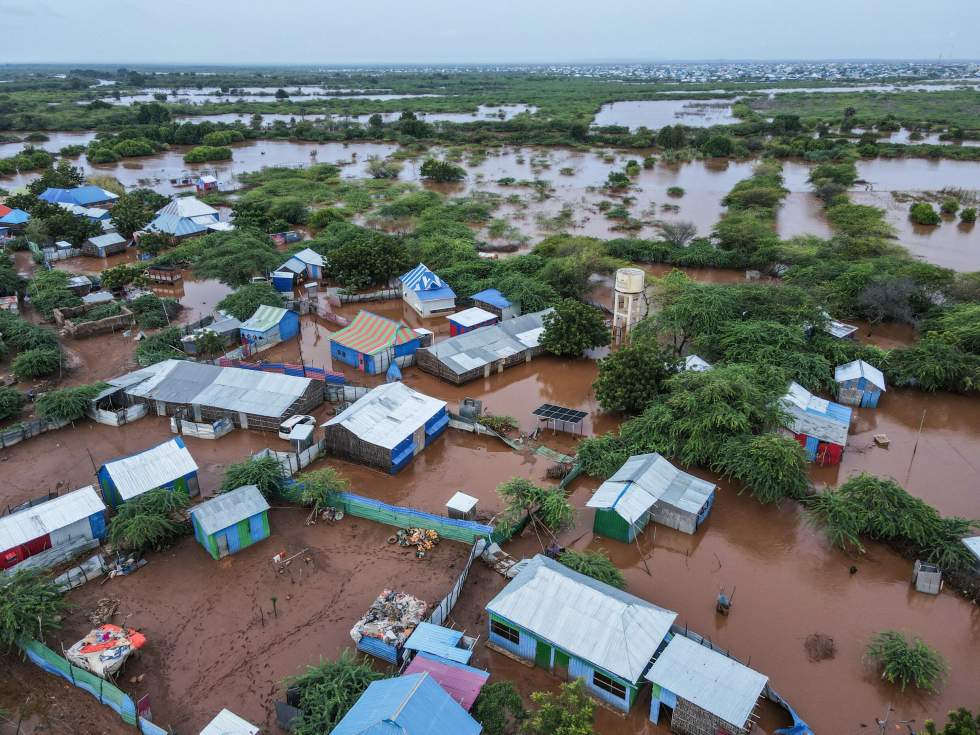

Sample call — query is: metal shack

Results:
[98,436,200,508]
[471,288,520,320]
[39,185,119,208]
[329,310,420,375]
[645,635,768,735]
[190,484,270,559]
[447,306,499,337]
[400,262,456,318]
[485,554,676,712]
[331,673,482,735]
[403,653,490,712]
[415,309,551,385]
[146,196,220,240]
[106,359,322,431]
[780,382,852,465]
[0,487,106,570]
[835,359,886,408]
[82,232,127,258]
[322,382,448,473]
[586,453,716,540]
[199,709,258,735]
[239,305,300,349]
[281,247,324,281]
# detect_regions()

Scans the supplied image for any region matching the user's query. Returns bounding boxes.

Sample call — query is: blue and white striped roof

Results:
[401,263,455,301]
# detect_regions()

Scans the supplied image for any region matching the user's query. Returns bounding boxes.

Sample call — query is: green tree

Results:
[0,569,69,647]
[0,386,25,422]
[316,223,407,290]
[922,708,980,735]
[910,202,941,226]
[558,549,626,589]
[523,679,595,735]
[496,478,574,538]
[712,210,778,261]
[109,188,167,237]
[12,348,62,381]
[36,383,106,423]
[594,341,677,414]
[365,156,402,179]
[960,207,977,224]
[714,433,809,504]
[107,487,190,551]
[866,631,946,693]
[888,337,979,392]
[940,198,960,215]
[288,650,386,735]
[540,300,610,357]
[190,230,282,286]
[192,330,226,360]
[472,681,527,735]
[221,455,287,498]
[701,134,734,157]
[297,467,350,512]
[419,158,465,182]
[26,160,84,195]
[216,282,285,321]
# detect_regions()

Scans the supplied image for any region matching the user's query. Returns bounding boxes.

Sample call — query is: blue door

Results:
[225,528,241,555]
[248,514,264,543]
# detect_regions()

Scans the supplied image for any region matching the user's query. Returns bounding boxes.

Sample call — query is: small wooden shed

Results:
[190,485,270,559]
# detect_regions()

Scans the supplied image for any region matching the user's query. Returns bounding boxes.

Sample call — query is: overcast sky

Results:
[3,0,978,65]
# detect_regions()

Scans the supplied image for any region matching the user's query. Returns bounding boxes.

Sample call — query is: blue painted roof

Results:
[404,622,473,664]
[401,263,455,300]
[0,209,30,225]
[331,673,481,735]
[39,186,118,207]
[471,288,511,309]
[147,213,209,237]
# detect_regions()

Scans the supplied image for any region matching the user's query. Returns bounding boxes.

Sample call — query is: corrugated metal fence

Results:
[18,639,168,734]
[330,492,494,545]
[427,540,483,627]
[217,357,346,384]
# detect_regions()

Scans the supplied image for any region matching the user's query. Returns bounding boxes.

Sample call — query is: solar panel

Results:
[532,403,587,424]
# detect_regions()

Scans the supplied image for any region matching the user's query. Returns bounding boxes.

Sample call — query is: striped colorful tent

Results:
[330,311,420,375]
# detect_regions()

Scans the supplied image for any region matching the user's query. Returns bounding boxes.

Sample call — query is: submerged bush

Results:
[558,549,626,589]
[909,202,941,226]
[12,347,62,380]
[866,630,946,693]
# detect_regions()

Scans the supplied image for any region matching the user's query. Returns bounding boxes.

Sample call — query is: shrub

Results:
[910,202,941,226]
[135,326,185,366]
[287,650,386,735]
[419,158,465,182]
[960,207,977,223]
[714,433,810,504]
[524,679,595,735]
[107,487,190,551]
[940,198,960,215]
[666,186,685,197]
[0,386,25,422]
[183,146,232,164]
[36,383,107,423]
[866,631,946,693]
[0,569,69,647]
[128,293,181,328]
[496,478,574,538]
[221,455,287,498]
[308,207,349,229]
[217,282,284,321]
[471,681,527,735]
[296,467,350,512]
[12,348,62,380]
[475,414,519,434]
[558,549,626,589]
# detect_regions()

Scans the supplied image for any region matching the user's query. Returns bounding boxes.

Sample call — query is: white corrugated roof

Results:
[290,247,324,267]
[190,485,269,537]
[586,453,716,524]
[780,382,852,446]
[834,360,886,391]
[963,536,980,563]
[486,555,676,683]
[199,708,259,735]
[0,487,104,551]
[448,307,497,328]
[102,438,199,501]
[156,196,218,219]
[684,355,712,372]
[323,382,445,450]
[645,636,767,728]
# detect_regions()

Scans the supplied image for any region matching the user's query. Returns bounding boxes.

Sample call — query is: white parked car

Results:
[278,414,316,440]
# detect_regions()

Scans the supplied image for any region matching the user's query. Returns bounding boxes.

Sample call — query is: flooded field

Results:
[0,130,97,158]
[91,90,443,105]
[175,104,538,126]
[593,99,740,129]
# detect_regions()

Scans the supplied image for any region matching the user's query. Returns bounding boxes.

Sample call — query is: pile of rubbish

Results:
[66,624,147,678]
[88,598,119,626]
[394,527,440,558]
[107,555,147,579]
[350,590,428,648]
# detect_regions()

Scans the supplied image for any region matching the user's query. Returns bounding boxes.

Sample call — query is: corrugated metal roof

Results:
[486,554,676,682]
[117,360,312,419]
[781,382,851,446]
[586,453,716,523]
[404,622,473,664]
[420,309,551,377]
[331,673,481,735]
[86,233,126,248]
[240,305,290,333]
[156,196,218,219]
[684,355,712,372]
[102,437,199,502]
[190,485,269,537]
[824,319,858,339]
[199,708,259,735]
[645,635,768,728]
[400,263,453,298]
[81,291,114,305]
[323,382,445,450]
[40,186,118,206]
[448,307,498,328]
[471,288,511,309]
[404,653,489,711]
[147,212,209,237]
[289,247,324,267]
[330,310,417,355]
[962,536,980,562]
[0,209,29,225]
[0,486,104,551]
[835,359,886,391]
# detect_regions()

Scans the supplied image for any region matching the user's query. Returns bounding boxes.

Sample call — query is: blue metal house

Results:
[239,305,300,349]
[331,673,482,735]
[471,288,520,320]
[780,382,852,465]
[486,554,677,712]
[282,248,324,281]
[400,263,456,317]
[190,485,271,559]
[39,186,119,208]
[321,382,448,473]
[835,360,886,408]
[329,311,420,375]
[97,437,200,508]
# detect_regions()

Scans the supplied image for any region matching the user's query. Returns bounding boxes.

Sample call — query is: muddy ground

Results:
[59,510,472,734]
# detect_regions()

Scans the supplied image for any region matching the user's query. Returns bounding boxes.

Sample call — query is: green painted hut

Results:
[189,485,270,559]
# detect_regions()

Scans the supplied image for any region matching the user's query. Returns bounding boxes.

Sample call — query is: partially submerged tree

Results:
[190,229,282,287]
[523,679,596,735]
[297,467,350,513]
[866,630,946,693]
[216,281,285,321]
[558,549,626,589]
[714,433,809,504]
[221,455,287,498]
[594,341,678,414]
[107,488,190,552]
[471,681,527,735]
[0,569,69,647]
[653,220,697,247]
[496,478,574,539]
[420,158,466,182]
[287,650,386,735]
[540,299,610,358]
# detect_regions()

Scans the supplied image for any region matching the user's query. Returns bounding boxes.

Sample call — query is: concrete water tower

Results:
[612,267,646,341]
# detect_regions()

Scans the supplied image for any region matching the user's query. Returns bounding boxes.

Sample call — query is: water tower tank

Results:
[612,267,646,340]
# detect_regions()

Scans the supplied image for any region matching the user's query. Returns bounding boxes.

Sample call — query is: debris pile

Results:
[88,598,119,626]
[350,590,428,648]
[396,527,440,558]
[804,633,836,662]
[66,624,147,678]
